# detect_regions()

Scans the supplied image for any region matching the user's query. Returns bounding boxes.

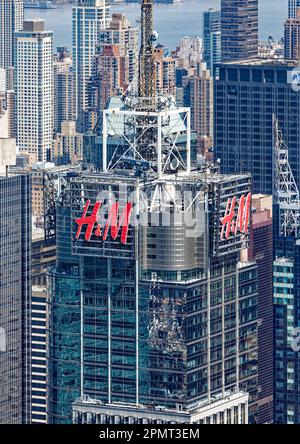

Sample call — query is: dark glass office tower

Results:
[203,8,221,72]
[0,173,31,424]
[47,169,259,424]
[221,0,258,62]
[214,61,300,195]
[214,60,300,423]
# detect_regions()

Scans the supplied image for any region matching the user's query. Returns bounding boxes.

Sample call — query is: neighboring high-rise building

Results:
[183,62,213,157]
[273,257,296,424]
[85,13,138,130]
[214,60,300,424]
[221,0,258,62]
[52,121,83,165]
[0,128,31,422]
[203,8,221,72]
[249,194,273,424]
[214,60,300,196]
[289,0,300,18]
[154,43,176,96]
[173,36,202,70]
[87,43,129,130]
[284,8,300,60]
[72,0,110,130]
[99,13,138,85]
[53,47,74,134]
[15,19,53,163]
[0,0,23,70]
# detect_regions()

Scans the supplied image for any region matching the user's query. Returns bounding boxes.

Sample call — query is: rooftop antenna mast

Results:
[138,0,156,110]
[273,115,300,237]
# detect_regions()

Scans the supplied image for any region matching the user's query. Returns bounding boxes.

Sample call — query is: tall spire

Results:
[138,0,156,109]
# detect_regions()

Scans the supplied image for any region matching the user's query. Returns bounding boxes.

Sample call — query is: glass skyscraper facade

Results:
[214,61,300,196]
[203,8,221,73]
[47,170,259,423]
[0,173,31,424]
[273,258,296,424]
[214,60,300,423]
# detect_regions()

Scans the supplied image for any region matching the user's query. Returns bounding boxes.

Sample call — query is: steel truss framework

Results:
[43,165,82,244]
[102,105,191,177]
[274,116,300,237]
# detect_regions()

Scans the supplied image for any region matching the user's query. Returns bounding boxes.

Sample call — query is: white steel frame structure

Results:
[102,105,191,177]
[274,116,300,237]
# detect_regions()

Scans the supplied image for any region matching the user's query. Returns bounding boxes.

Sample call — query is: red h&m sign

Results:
[220,193,251,240]
[75,200,133,245]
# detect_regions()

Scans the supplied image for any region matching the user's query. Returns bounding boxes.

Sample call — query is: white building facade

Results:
[15,19,53,162]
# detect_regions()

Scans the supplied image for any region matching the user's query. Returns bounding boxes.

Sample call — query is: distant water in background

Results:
[25,0,287,52]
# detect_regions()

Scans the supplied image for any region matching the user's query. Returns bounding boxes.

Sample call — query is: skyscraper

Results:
[87,43,129,130]
[203,8,221,72]
[53,47,74,134]
[221,0,258,62]
[0,117,31,423]
[284,8,300,60]
[52,121,83,165]
[99,13,138,85]
[214,61,300,195]
[289,0,300,18]
[48,166,258,424]
[182,62,214,157]
[154,43,176,96]
[72,0,110,130]
[0,0,23,70]
[214,60,300,424]
[85,13,138,130]
[15,19,53,163]
[249,195,273,424]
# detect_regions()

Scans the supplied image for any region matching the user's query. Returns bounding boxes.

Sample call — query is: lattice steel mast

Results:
[138,0,156,110]
[274,115,300,237]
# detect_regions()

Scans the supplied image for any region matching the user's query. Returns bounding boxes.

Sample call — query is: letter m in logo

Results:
[103,202,133,245]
